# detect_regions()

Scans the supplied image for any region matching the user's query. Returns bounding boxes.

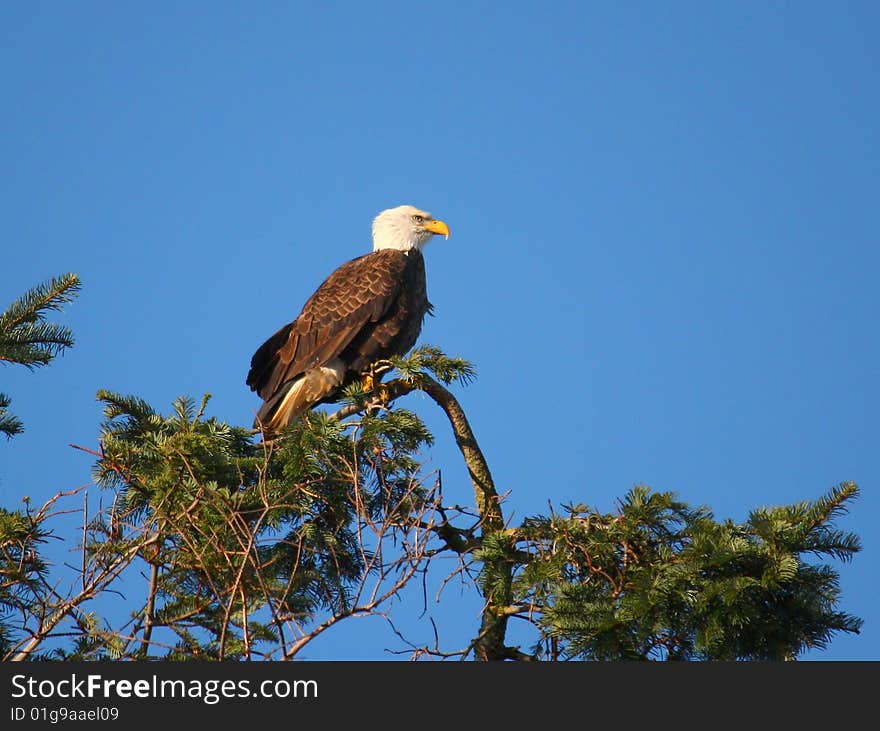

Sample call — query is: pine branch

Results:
[0,393,24,439]
[0,273,81,368]
[801,482,859,534]
[390,345,477,387]
[0,274,80,438]
[95,389,157,422]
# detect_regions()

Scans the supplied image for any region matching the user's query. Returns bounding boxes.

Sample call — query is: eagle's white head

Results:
[371,205,450,252]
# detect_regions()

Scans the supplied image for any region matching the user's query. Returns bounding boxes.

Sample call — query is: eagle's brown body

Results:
[247,248,430,430]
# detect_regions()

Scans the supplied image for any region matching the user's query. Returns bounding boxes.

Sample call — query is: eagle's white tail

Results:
[256,358,345,433]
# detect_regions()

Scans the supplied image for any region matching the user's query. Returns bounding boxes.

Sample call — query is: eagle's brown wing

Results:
[246,249,410,401]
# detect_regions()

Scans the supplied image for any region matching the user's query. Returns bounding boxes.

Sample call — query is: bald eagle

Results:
[246,204,450,432]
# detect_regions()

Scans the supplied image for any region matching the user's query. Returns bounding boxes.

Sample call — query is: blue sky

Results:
[1,1,877,660]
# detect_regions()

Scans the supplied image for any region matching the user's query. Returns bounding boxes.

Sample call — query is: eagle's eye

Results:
[412,215,424,224]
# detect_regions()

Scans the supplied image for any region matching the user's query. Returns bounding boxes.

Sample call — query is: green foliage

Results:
[0,273,80,438]
[0,505,51,656]
[506,483,862,660]
[66,391,439,659]
[93,391,255,514]
[390,344,477,387]
[0,273,80,368]
[0,393,24,440]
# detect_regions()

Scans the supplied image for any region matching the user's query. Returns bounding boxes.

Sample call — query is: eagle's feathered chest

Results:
[341,249,430,373]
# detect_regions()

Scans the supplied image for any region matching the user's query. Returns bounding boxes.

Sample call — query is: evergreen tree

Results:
[506,483,861,660]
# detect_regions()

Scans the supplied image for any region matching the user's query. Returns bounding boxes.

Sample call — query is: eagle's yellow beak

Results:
[424,219,450,239]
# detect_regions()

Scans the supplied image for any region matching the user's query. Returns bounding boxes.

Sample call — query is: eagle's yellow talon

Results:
[362,373,375,393]
[362,375,391,411]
